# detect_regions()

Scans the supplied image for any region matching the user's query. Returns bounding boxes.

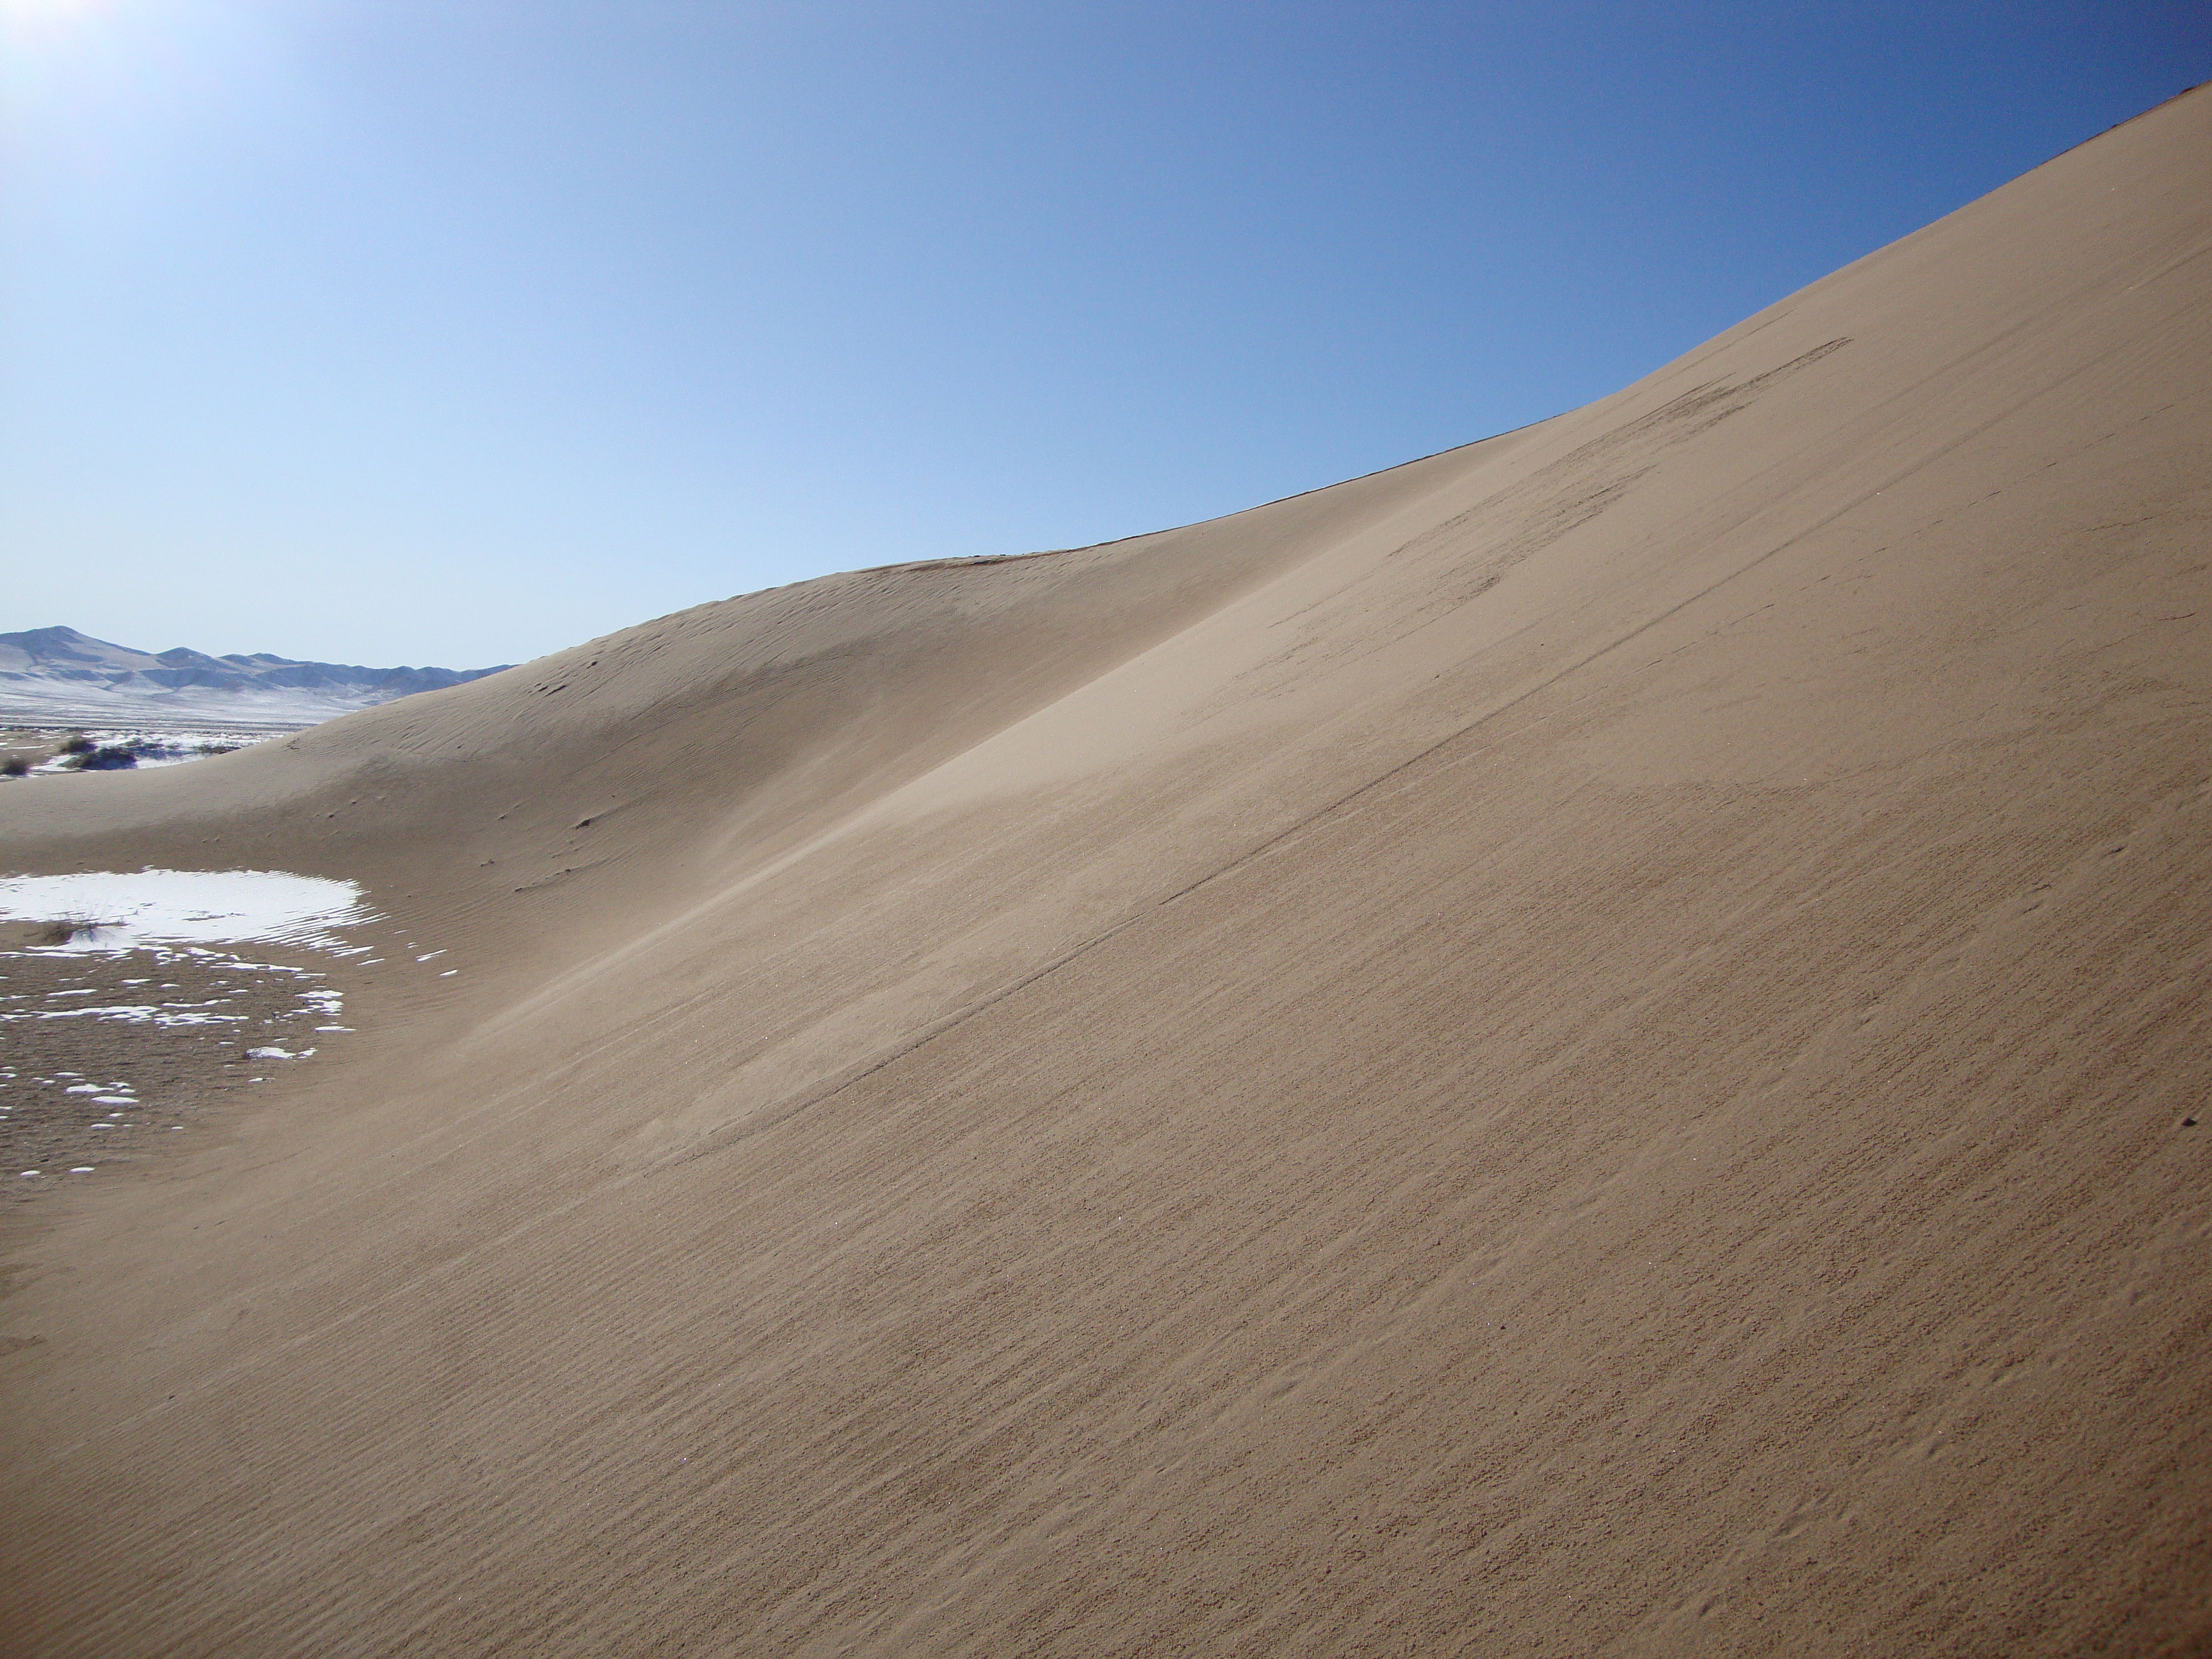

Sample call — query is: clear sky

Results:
[3,2,2205,670]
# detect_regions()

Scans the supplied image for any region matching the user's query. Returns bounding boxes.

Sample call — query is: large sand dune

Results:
[4,87,2210,1657]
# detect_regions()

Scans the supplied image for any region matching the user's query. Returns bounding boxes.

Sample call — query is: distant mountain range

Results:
[0,625,511,731]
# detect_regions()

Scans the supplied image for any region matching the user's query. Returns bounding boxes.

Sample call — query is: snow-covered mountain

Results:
[0,625,510,729]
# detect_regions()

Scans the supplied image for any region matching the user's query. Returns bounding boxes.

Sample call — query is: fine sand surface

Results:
[4,89,2211,1658]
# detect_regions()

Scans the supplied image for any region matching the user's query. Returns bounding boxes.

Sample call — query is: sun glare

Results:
[2,0,107,27]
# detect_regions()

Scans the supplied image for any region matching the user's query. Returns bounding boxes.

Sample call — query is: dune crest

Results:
[4,87,2211,1658]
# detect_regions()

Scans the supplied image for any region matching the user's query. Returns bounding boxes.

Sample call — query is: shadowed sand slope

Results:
[4,87,2211,1658]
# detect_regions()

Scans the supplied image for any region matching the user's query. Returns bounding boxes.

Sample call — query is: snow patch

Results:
[0,869,377,951]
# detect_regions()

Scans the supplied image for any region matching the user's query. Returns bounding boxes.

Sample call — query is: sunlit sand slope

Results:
[4,87,2209,1659]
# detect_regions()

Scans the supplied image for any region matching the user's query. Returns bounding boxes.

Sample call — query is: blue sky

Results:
[3,2,2204,669]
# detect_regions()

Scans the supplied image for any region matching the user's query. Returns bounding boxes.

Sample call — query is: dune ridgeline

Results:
[4,87,2210,1659]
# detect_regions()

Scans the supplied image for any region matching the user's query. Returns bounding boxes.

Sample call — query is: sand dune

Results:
[4,87,2210,1657]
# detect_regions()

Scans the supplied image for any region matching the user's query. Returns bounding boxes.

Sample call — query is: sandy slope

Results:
[3,88,2210,1658]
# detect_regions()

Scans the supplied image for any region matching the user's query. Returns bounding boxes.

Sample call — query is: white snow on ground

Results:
[18,729,267,775]
[25,1004,246,1026]
[0,871,468,1191]
[0,869,378,951]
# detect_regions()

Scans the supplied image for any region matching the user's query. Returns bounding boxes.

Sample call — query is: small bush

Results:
[61,744,138,771]
[32,914,118,945]
[59,734,95,755]
[0,757,28,778]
